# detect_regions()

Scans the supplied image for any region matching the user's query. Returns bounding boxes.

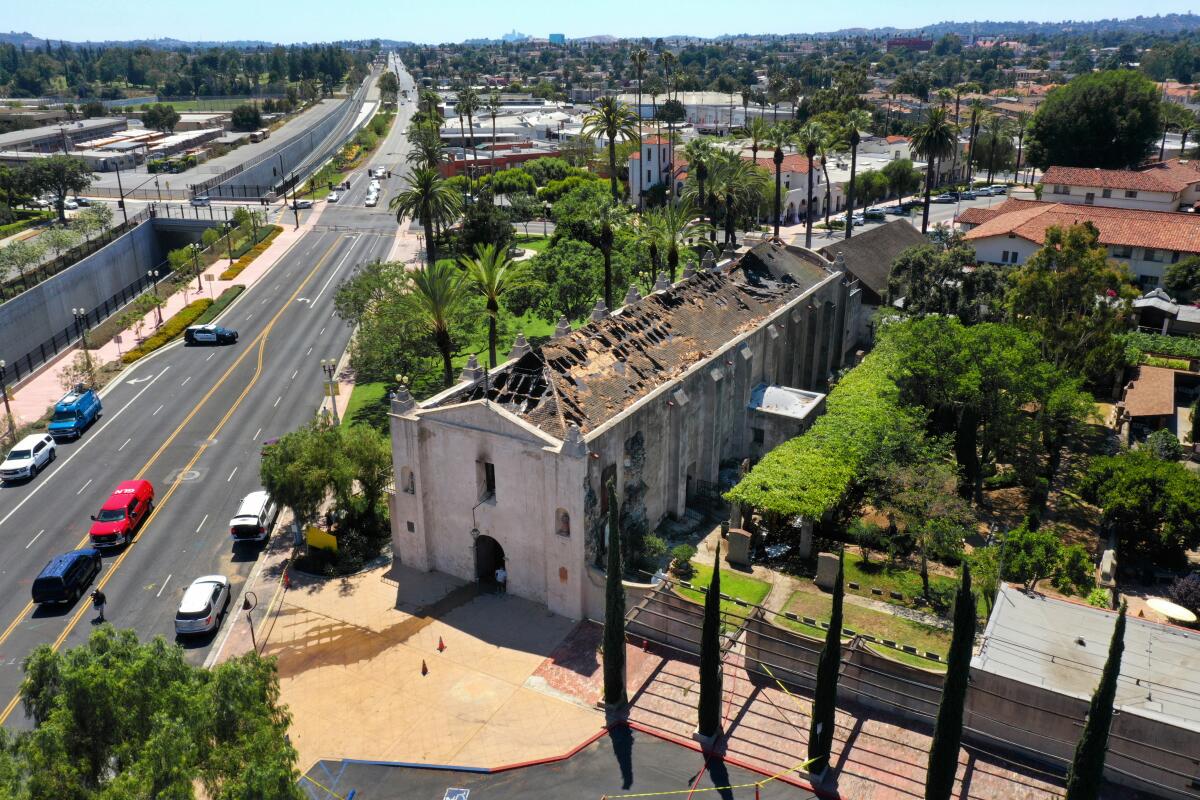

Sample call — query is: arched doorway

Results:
[474,534,505,586]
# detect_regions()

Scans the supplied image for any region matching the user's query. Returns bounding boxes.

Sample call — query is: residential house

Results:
[1040,160,1200,212]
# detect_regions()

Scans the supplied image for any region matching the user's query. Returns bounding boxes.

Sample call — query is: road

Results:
[0,54,416,728]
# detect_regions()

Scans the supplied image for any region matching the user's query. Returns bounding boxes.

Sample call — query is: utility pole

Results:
[290,173,300,230]
[113,164,129,225]
[320,359,340,425]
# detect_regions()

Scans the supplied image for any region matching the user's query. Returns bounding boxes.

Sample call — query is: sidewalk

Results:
[7,203,330,429]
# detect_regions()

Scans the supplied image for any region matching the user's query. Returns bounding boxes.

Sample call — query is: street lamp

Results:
[543,202,550,236]
[0,361,14,445]
[191,243,202,291]
[320,359,340,426]
[72,308,95,384]
[242,591,258,654]
[147,270,162,326]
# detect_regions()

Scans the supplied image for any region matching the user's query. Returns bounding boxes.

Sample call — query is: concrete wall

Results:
[626,587,706,657]
[582,566,657,622]
[1045,185,1178,212]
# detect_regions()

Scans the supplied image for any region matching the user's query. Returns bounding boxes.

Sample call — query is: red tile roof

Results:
[885,135,910,144]
[955,206,1008,226]
[962,198,1200,253]
[1042,160,1200,194]
[1122,366,1178,418]
[742,153,813,174]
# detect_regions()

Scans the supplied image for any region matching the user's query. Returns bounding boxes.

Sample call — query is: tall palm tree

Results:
[1013,111,1030,186]
[950,82,980,181]
[984,114,1012,184]
[765,125,793,239]
[804,138,817,248]
[701,151,769,246]
[457,83,481,187]
[632,49,649,143]
[460,243,532,368]
[487,89,502,179]
[660,51,677,102]
[682,138,715,224]
[410,261,469,388]
[965,101,986,185]
[389,167,463,267]
[582,96,640,203]
[747,116,771,167]
[643,201,713,282]
[911,106,959,234]
[405,120,445,170]
[936,88,953,109]
[597,199,628,311]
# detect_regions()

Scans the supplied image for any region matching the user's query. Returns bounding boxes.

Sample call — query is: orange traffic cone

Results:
[421,660,428,676]
[437,636,446,653]
[642,639,649,652]
[283,571,291,590]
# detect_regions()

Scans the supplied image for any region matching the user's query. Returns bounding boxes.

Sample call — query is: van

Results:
[190,195,211,207]
[229,490,278,543]
[48,386,102,441]
[89,480,154,548]
[32,549,101,605]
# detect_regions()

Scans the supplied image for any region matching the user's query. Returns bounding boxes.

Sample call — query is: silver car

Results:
[174,575,231,635]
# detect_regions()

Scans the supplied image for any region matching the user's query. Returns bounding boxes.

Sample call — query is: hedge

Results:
[725,339,910,519]
[0,211,52,238]
[194,285,245,325]
[219,225,282,280]
[1120,331,1200,360]
[121,298,212,363]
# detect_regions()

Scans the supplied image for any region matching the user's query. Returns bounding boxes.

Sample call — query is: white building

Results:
[1040,161,1200,213]
[387,242,863,619]
[616,91,781,135]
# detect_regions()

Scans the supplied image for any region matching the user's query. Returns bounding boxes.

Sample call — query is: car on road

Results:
[365,193,378,207]
[184,324,238,345]
[851,214,866,226]
[31,549,101,605]
[89,479,154,548]
[48,386,102,441]
[229,490,278,543]
[975,187,995,196]
[369,179,381,192]
[291,199,314,210]
[73,196,91,206]
[989,185,1009,194]
[0,433,56,482]
[960,190,978,200]
[864,208,886,221]
[174,575,231,636]
[931,194,956,204]
[327,192,340,203]
[62,199,79,211]
[190,196,211,207]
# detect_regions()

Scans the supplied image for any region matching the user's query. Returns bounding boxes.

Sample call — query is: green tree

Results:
[1006,223,1136,382]
[640,200,712,283]
[807,548,843,775]
[378,70,399,104]
[17,627,301,799]
[411,260,470,388]
[260,419,346,531]
[144,103,181,134]
[582,95,640,203]
[1146,428,1185,461]
[696,544,722,739]
[29,155,93,223]
[230,104,263,132]
[880,158,922,201]
[1163,255,1200,302]
[1026,71,1163,169]
[1063,604,1127,800]
[911,106,959,234]
[460,242,531,368]
[603,479,627,707]
[1003,524,1064,591]
[925,563,976,800]
[389,166,463,266]
[40,225,81,261]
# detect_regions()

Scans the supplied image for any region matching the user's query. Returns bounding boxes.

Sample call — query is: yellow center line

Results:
[0,234,347,726]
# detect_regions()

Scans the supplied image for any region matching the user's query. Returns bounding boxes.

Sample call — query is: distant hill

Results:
[722,13,1200,40]
[0,31,407,50]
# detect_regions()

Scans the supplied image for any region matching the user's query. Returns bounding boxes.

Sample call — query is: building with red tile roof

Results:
[1041,159,1200,212]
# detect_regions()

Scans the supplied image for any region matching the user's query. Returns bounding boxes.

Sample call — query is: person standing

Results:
[91,588,106,622]
[494,567,507,595]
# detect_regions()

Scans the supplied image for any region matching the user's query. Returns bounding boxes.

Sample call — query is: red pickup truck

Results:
[88,480,154,548]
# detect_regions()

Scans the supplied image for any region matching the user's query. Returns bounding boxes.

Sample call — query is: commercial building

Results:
[1040,160,1200,213]
[0,117,127,154]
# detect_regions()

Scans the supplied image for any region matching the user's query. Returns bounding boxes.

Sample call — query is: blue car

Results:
[48,386,101,442]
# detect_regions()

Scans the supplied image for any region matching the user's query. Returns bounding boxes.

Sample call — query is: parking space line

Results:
[246,313,254,321]
[76,478,92,495]
[319,326,325,336]
[291,369,298,380]
[306,346,313,356]
[25,530,44,549]
[195,514,208,534]
[206,353,214,361]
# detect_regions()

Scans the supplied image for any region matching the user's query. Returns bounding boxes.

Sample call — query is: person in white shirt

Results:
[494,567,507,594]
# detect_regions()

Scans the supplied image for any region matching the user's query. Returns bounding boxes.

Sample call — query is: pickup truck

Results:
[89,480,154,548]
[48,386,102,441]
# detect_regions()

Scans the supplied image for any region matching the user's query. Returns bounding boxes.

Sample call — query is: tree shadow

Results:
[609,724,635,789]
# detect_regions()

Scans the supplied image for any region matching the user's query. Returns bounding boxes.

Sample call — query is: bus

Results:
[249,129,270,143]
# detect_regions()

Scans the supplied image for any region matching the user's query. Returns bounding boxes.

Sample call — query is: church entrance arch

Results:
[474,534,506,584]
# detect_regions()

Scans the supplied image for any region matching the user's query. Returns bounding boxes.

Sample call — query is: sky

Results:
[7,0,1200,44]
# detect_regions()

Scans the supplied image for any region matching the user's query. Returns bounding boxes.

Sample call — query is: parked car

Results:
[89,479,154,548]
[73,196,91,206]
[975,187,995,197]
[327,192,340,203]
[291,199,313,210]
[851,214,866,226]
[48,386,101,441]
[184,324,238,345]
[229,490,278,543]
[62,199,79,211]
[989,185,1009,194]
[365,194,378,207]
[174,575,231,635]
[0,433,56,482]
[885,205,907,215]
[864,208,886,221]
[190,195,211,207]
[31,549,101,605]
[960,190,978,200]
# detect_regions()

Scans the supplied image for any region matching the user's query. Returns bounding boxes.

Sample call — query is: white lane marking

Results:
[306,346,313,356]
[195,514,208,534]
[152,404,164,416]
[25,530,44,549]
[76,478,93,495]
[319,326,325,336]
[118,437,131,451]
[227,466,238,482]
[261,298,268,305]
[181,376,191,386]
[253,427,261,441]
[291,369,298,380]
[206,353,214,361]
[0,366,169,530]
[156,574,172,598]
[273,396,282,408]
[245,313,254,321]
[309,244,359,306]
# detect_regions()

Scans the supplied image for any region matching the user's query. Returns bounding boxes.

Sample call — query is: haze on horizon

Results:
[7,0,1198,45]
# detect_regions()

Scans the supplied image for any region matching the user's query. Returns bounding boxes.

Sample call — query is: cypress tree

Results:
[696,543,722,738]
[602,479,627,707]
[1064,603,1127,800]
[808,549,844,775]
[925,563,976,800]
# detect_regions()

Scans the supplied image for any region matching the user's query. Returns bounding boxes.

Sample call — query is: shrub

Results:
[219,225,282,280]
[1145,428,1185,461]
[121,298,212,363]
[983,467,1018,489]
[669,544,697,578]
[193,285,245,325]
[1169,572,1200,614]
[1119,331,1200,360]
[1086,587,1110,608]
[1053,544,1096,596]
[1143,355,1191,370]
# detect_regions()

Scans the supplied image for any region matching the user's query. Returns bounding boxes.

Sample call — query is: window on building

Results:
[645,148,651,160]
[1102,188,1112,198]
[1112,245,1133,259]
[401,467,415,494]
[476,460,496,502]
[647,169,652,183]
[1138,274,1160,289]
[1084,192,1095,205]
[406,520,415,532]
[752,427,765,445]
[1052,184,1069,194]
[1125,190,1138,198]
[1171,251,1182,263]
[1001,250,1010,263]
[1144,248,1163,262]
[556,508,571,537]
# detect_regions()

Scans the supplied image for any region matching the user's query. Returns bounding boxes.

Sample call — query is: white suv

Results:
[0,434,56,482]
[174,575,231,635]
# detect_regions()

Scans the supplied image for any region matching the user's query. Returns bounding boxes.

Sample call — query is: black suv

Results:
[32,549,101,604]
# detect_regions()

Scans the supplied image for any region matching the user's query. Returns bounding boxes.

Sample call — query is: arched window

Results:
[556,508,570,537]
[401,467,415,494]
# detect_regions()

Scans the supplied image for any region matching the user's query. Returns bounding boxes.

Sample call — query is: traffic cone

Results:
[437,636,446,653]
[283,570,291,590]
[642,639,649,652]
[421,660,428,676]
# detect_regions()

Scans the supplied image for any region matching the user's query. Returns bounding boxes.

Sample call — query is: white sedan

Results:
[174,575,231,636]
[327,192,340,203]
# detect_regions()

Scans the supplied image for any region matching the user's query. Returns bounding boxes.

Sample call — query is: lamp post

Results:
[191,243,202,291]
[320,358,340,425]
[242,591,258,654]
[543,202,550,236]
[0,361,14,445]
[147,270,162,326]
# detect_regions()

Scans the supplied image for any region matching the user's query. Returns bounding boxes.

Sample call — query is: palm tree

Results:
[702,151,769,245]
[487,89,502,179]
[582,96,640,203]
[764,126,792,240]
[660,51,677,102]
[682,138,715,225]
[746,116,771,168]
[410,261,469,388]
[457,83,481,188]
[597,200,628,311]
[845,129,860,239]
[984,114,1012,184]
[911,106,959,234]
[460,243,532,368]
[643,201,713,282]
[389,167,463,266]
[632,49,649,143]
[936,88,953,109]
[950,82,981,181]
[804,138,817,248]
[965,101,986,185]
[1013,111,1030,186]
[405,120,445,170]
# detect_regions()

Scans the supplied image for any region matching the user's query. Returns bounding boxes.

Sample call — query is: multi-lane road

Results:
[0,56,417,727]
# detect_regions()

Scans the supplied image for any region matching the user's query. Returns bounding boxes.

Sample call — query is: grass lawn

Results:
[674,562,771,628]
[344,380,389,427]
[843,551,988,620]
[514,234,551,253]
[775,588,949,672]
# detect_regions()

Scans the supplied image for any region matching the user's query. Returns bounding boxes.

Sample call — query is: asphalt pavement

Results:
[0,56,417,729]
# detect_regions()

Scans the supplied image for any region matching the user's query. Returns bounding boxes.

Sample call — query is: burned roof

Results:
[433,242,833,439]
[817,220,927,297]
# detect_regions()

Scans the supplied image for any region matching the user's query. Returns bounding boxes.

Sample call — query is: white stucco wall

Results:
[1044,185,1179,212]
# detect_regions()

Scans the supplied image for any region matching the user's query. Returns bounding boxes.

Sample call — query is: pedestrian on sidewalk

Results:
[494,567,507,595]
[91,588,106,622]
